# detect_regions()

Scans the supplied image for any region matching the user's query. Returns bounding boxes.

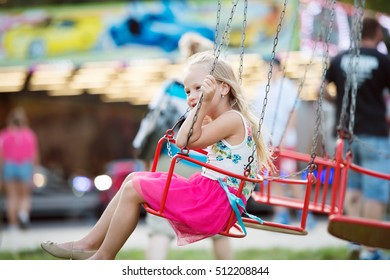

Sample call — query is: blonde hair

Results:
[187,51,271,169]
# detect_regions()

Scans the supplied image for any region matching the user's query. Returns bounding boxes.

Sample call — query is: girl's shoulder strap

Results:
[226,109,246,124]
[226,110,250,137]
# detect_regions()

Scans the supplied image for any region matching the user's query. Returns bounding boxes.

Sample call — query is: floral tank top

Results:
[201,110,259,201]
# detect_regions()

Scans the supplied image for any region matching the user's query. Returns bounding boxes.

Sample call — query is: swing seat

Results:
[326,139,390,249]
[252,148,342,215]
[243,217,307,235]
[328,215,390,249]
[143,135,318,237]
[218,223,246,238]
[142,135,263,238]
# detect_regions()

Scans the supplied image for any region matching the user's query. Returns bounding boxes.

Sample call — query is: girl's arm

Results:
[176,95,211,148]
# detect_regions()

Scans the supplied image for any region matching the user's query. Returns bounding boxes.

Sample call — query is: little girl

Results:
[41,51,270,260]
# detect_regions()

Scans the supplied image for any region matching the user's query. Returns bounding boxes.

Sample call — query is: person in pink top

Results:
[0,107,39,230]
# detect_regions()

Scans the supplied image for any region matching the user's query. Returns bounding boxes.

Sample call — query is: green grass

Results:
[0,247,350,260]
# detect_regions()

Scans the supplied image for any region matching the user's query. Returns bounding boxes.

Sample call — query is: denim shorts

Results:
[347,135,390,203]
[2,161,34,183]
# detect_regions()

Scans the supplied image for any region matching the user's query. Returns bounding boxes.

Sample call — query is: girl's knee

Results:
[122,180,143,202]
[123,173,135,184]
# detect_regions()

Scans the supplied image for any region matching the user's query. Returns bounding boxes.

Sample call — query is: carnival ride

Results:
[141,0,390,250]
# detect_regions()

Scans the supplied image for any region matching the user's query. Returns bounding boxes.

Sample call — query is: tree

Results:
[339,0,390,15]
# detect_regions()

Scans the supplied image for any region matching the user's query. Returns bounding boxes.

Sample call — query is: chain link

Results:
[272,10,299,146]
[238,0,248,84]
[213,0,222,55]
[257,0,288,141]
[310,0,336,169]
[186,0,240,148]
[348,0,365,137]
[165,109,189,159]
[337,0,364,140]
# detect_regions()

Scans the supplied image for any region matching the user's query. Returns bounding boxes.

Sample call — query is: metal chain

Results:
[213,0,222,55]
[245,0,288,173]
[238,0,248,84]
[256,0,288,142]
[166,139,173,159]
[309,0,336,171]
[280,42,318,147]
[348,0,365,138]
[271,9,299,146]
[273,44,328,179]
[337,0,364,140]
[345,0,390,159]
[166,108,189,159]
[220,0,236,56]
[186,0,240,148]
[213,0,240,73]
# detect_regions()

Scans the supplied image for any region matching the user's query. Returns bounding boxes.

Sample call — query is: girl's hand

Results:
[201,75,217,103]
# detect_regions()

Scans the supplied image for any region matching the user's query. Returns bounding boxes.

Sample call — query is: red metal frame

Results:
[327,138,390,249]
[143,133,317,237]
[142,132,389,245]
[251,146,344,215]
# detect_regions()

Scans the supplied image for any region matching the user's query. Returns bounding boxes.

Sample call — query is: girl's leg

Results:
[89,179,145,259]
[4,181,19,227]
[57,173,138,251]
[18,181,31,227]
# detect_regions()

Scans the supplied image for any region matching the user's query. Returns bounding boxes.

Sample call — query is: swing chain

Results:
[337,0,365,140]
[186,0,240,148]
[164,128,176,159]
[310,0,336,162]
[213,0,239,74]
[348,0,365,137]
[238,0,248,84]
[213,0,222,55]
[166,108,190,159]
[257,0,288,138]
[166,138,173,159]
[273,9,301,146]
[249,0,288,170]
[244,155,254,177]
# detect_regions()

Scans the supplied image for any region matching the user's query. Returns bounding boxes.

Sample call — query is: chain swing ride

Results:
[142,0,390,249]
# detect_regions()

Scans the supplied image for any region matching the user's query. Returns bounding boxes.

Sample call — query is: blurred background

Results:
[0,0,389,256]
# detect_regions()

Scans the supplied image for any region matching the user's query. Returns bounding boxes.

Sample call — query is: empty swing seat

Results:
[326,142,390,250]
[328,215,390,249]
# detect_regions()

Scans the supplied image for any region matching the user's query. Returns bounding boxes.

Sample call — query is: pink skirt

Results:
[132,171,245,245]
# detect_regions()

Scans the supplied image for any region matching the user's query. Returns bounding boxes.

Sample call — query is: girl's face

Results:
[183,63,212,108]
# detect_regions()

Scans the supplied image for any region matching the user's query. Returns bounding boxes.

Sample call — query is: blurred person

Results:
[251,56,316,230]
[0,107,39,230]
[324,17,390,260]
[133,32,233,260]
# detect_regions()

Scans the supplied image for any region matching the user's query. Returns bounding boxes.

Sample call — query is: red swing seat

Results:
[142,132,318,237]
[327,139,390,249]
[142,132,263,238]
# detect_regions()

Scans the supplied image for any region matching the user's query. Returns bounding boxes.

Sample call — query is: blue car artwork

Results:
[109,6,214,52]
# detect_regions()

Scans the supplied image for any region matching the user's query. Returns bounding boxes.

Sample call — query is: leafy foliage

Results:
[340,0,390,14]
